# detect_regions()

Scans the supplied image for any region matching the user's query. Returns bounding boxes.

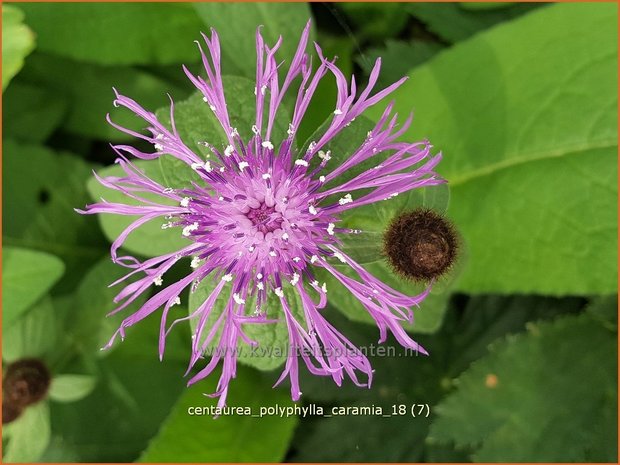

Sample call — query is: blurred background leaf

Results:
[1,4,34,91]
[17,3,203,66]
[2,247,64,328]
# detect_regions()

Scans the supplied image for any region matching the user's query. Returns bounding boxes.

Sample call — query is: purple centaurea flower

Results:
[79,21,444,407]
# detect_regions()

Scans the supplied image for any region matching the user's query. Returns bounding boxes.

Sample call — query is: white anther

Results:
[238,161,249,172]
[269,251,277,257]
[312,280,319,286]
[182,222,199,237]
[204,161,213,172]
[293,257,301,263]
[334,109,343,115]
[319,176,326,183]
[290,273,300,286]
[161,222,172,230]
[180,197,191,207]
[218,196,224,201]
[333,252,347,263]
[262,173,271,180]
[282,233,289,241]
[202,96,209,103]
[219,167,225,172]
[295,159,309,167]
[230,127,239,137]
[153,276,163,286]
[287,124,295,136]
[257,282,264,290]
[321,283,328,293]
[262,140,274,150]
[251,125,259,135]
[190,256,201,269]
[318,150,331,161]
[338,193,353,205]
[249,246,255,252]
[163,187,175,194]
[224,145,234,157]
[327,223,335,236]
[257,273,263,280]
[233,293,245,305]
[222,274,233,282]
[209,104,216,112]
[275,287,284,298]
[260,85,267,95]
[308,205,318,215]
[154,143,164,151]
[172,296,181,306]
[310,255,319,264]
[307,141,316,152]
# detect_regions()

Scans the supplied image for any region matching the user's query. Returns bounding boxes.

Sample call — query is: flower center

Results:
[246,203,283,234]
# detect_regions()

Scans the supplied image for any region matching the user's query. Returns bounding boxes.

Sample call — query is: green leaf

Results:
[586,294,617,327]
[428,313,617,461]
[194,2,313,78]
[16,3,203,66]
[19,53,190,141]
[369,2,618,294]
[139,367,298,462]
[407,2,542,43]
[1,5,35,91]
[3,402,51,463]
[3,82,67,142]
[3,297,58,362]
[49,375,96,403]
[86,160,190,258]
[2,247,64,328]
[2,140,107,292]
[188,276,302,371]
[459,2,516,11]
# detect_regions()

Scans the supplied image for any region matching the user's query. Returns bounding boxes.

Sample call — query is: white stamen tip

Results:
[251,125,259,135]
[293,257,301,263]
[295,159,309,167]
[233,293,245,305]
[172,296,181,306]
[327,223,335,236]
[318,150,331,161]
[182,222,199,237]
[224,145,234,157]
[257,282,264,290]
[319,175,326,183]
[238,161,250,172]
[338,193,353,205]
[222,274,233,282]
[333,252,347,263]
[230,127,239,137]
[154,143,164,151]
[290,273,300,286]
[248,246,255,252]
[190,256,201,269]
[262,173,271,180]
[310,255,319,264]
[257,273,263,280]
[269,251,277,257]
[202,96,208,103]
[204,161,213,172]
[334,109,343,115]
[282,233,289,241]
[308,205,318,215]
[261,141,274,150]
[275,287,284,298]
[153,276,163,286]
[209,104,216,112]
[180,197,191,207]
[321,283,328,293]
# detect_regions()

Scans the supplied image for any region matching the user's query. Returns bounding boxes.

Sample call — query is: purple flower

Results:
[79,21,444,407]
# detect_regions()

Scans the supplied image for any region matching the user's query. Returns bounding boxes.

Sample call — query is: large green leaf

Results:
[19,53,190,141]
[194,3,313,79]
[16,3,203,66]
[428,313,617,461]
[3,82,67,143]
[3,140,107,291]
[368,2,618,294]
[2,247,64,328]
[139,367,297,462]
[1,5,35,91]
[339,3,409,41]
[86,160,190,258]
